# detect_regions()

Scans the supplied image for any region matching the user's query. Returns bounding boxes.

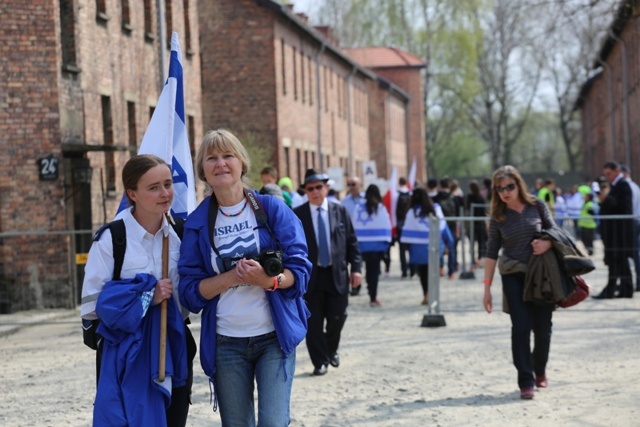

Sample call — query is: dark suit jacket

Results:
[294,201,362,295]
[600,177,634,260]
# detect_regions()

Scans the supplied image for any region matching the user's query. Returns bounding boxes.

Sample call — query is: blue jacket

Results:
[94,273,187,427]
[178,192,312,381]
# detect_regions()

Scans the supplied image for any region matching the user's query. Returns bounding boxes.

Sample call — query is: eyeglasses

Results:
[306,184,325,192]
[347,182,356,187]
[495,183,517,193]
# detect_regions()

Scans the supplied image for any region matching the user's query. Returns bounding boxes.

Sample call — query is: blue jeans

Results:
[215,332,295,427]
[502,273,553,389]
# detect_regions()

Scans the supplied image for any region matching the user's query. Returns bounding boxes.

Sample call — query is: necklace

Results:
[218,199,248,217]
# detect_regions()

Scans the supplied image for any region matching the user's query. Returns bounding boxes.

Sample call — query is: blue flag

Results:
[117,32,196,219]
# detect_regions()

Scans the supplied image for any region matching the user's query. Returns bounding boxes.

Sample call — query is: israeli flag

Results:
[117,32,196,219]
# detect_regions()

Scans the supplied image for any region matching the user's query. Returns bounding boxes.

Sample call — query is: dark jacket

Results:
[523,226,594,304]
[294,201,362,295]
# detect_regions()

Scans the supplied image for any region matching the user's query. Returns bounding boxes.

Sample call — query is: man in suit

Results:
[294,168,362,376]
[594,161,634,299]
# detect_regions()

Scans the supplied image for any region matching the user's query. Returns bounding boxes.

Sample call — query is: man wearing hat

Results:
[294,168,362,376]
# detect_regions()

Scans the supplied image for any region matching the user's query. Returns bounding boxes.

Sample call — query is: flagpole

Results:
[158,227,169,382]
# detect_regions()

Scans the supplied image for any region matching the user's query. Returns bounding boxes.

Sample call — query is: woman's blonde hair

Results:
[195,129,251,187]
[489,165,537,223]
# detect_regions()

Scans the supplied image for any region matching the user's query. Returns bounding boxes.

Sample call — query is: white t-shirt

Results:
[211,199,275,337]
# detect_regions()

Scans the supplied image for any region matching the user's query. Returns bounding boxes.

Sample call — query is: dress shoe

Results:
[330,353,340,368]
[592,292,613,299]
[313,364,328,376]
[520,387,535,400]
[535,375,548,388]
[615,292,633,298]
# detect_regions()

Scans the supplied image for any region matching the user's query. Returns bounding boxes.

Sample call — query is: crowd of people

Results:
[79,129,639,425]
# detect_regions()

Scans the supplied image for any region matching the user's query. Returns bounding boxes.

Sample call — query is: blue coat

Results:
[94,273,187,427]
[178,192,312,381]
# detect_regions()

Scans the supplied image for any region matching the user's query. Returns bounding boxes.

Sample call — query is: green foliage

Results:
[234,130,274,189]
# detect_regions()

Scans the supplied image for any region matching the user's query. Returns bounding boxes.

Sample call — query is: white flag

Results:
[117,32,196,219]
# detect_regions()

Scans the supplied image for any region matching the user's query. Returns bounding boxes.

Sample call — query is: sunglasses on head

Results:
[306,183,325,192]
[496,183,517,193]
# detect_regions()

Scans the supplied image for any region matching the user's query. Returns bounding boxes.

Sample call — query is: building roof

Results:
[594,0,638,67]
[343,47,426,69]
[256,0,410,100]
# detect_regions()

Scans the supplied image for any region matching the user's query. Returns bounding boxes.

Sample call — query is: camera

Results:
[255,250,284,277]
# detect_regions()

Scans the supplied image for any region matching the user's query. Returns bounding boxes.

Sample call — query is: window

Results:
[301,49,305,104]
[96,0,109,22]
[127,101,137,154]
[281,39,287,96]
[59,0,78,71]
[121,0,132,32]
[284,146,290,177]
[188,115,195,159]
[144,0,154,41]
[308,55,313,105]
[101,96,116,193]
[165,0,173,47]
[183,0,192,54]
[293,47,298,101]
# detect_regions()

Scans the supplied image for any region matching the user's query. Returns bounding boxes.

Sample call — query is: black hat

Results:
[303,168,329,186]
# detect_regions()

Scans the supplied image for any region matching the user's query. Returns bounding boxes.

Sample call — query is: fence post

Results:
[422,214,446,327]
[458,205,475,279]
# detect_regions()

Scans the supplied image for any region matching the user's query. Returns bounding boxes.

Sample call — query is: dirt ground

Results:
[1,239,639,426]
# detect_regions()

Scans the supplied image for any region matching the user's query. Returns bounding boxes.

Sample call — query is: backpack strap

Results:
[109,219,127,281]
[170,216,185,239]
[92,219,126,281]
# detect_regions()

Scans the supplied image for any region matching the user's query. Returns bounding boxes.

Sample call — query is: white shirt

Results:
[211,199,274,337]
[310,198,332,263]
[81,207,186,320]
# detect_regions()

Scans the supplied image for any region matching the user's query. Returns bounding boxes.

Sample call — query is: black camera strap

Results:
[207,189,283,270]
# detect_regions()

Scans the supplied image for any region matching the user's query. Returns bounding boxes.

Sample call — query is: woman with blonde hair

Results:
[482,165,556,400]
[178,129,312,425]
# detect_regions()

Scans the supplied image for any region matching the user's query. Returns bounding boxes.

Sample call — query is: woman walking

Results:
[350,184,392,306]
[178,129,312,426]
[482,165,555,400]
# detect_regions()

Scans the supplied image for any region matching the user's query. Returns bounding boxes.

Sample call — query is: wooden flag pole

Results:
[158,232,169,381]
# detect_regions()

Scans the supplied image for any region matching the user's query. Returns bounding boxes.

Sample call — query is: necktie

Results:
[317,207,330,267]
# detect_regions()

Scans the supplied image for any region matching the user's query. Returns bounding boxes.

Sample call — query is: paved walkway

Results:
[1,239,639,426]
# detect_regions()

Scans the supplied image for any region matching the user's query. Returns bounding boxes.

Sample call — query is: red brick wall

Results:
[0,0,69,310]
[198,0,279,178]
[580,5,640,180]
[373,67,426,183]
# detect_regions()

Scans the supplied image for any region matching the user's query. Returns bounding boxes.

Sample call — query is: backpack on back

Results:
[82,217,185,350]
[396,191,412,225]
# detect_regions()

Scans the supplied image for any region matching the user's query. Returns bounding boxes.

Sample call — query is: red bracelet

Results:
[267,275,279,291]
[483,279,492,285]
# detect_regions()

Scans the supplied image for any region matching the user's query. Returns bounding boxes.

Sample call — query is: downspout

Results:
[315,43,326,170]
[385,89,391,178]
[346,66,357,175]
[608,30,630,166]
[404,97,410,178]
[596,58,616,160]
[156,0,167,91]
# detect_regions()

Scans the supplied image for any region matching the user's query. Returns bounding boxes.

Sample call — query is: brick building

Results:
[577,0,640,180]
[1,0,203,311]
[1,0,426,312]
[199,0,427,188]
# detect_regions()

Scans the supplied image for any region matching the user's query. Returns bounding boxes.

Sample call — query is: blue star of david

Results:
[356,207,373,225]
